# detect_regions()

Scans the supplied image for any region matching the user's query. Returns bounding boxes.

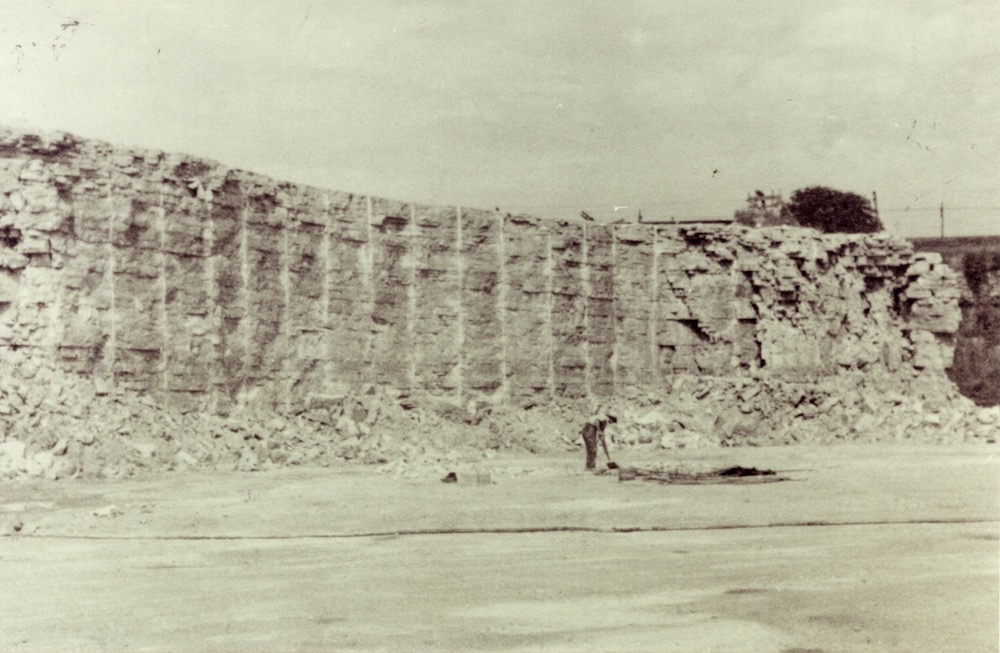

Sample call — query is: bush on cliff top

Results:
[786,186,883,234]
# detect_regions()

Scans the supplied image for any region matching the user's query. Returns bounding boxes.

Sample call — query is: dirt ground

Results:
[1,443,998,652]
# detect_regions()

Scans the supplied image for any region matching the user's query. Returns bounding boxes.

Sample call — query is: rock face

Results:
[912,237,1000,406]
[0,127,962,415]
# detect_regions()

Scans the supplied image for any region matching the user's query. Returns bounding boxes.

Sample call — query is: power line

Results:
[879,206,1000,213]
[520,202,999,213]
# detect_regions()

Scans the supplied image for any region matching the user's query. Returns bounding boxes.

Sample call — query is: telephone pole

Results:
[940,202,944,238]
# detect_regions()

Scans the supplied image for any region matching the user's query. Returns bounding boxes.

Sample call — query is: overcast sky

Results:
[2,1,997,236]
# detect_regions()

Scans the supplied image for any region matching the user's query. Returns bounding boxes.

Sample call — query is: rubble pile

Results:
[0,348,584,481]
[608,372,998,452]
[1,345,995,481]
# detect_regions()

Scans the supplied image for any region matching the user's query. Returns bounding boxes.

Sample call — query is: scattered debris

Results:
[717,466,775,477]
[618,465,786,485]
[0,348,995,483]
[1,518,24,536]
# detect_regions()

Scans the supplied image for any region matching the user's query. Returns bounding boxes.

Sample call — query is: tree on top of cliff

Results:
[786,186,883,234]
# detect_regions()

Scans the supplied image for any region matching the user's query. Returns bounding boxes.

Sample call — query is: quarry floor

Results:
[1,444,998,653]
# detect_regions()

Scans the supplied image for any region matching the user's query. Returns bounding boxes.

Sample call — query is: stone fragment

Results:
[336,415,360,438]
[32,450,54,470]
[128,440,158,459]
[851,413,876,435]
[236,449,259,472]
[977,407,999,425]
[174,450,198,467]
[1,518,25,536]
[350,402,369,424]
[794,404,818,419]
[222,430,244,451]
[0,440,26,462]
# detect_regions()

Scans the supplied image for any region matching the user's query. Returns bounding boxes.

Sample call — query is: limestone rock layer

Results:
[0,128,961,413]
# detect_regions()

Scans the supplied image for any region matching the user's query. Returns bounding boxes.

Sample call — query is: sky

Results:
[1,1,998,237]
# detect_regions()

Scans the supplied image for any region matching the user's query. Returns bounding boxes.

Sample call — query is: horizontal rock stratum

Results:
[0,127,963,414]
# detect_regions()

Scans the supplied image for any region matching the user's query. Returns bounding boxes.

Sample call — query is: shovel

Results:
[600,436,618,470]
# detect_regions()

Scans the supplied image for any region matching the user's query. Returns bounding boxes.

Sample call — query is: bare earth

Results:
[1,444,998,652]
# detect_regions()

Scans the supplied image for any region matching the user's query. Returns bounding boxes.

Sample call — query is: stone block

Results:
[0,272,19,302]
[114,348,160,390]
[210,212,240,257]
[284,186,329,226]
[464,270,497,292]
[909,329,953,369]
[412,203,456,230]
[614,224,653,245]
[59,305,109,348]
[114,306,160,350]
[164,255,208,314]
[71,197,112,243]
[111,198,161,249]
[247,224,281,256]
[461,208,498,250]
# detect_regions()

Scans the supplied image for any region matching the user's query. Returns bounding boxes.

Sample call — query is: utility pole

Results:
[872,191,879,222]
[940,202,944,238]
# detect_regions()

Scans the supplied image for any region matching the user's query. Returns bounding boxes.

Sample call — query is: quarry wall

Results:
[0,128,962,415]
[912,236,1000,406]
